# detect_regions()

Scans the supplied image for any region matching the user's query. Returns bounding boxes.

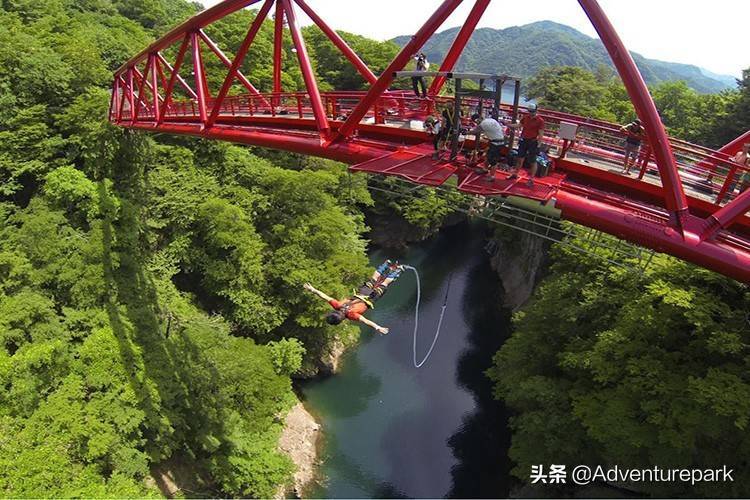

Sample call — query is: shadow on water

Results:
[384,224,515,498]
[316,431,409,499]
[311,352,383,419]
[448,253,515,498]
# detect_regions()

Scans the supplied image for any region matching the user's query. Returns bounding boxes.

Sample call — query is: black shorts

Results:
[487,142,502,166]
[438,126,452,141]
[358,284,383,301]
[518,138,539,163]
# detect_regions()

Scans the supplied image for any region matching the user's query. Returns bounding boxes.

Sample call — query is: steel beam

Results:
[157,52,198,99]
[115,0,264,75]
[132,66,163,104]
[280,0,330,136]
[156,58,170,95]
[117,75,128,122]
[273,0,284,96]
[428,0,491,96]
[159,35,191,124]
[336,0,464,140]
[704,188,750,239]
[293,0,377,85]
[126,69,135,122]
[198,29,269,106]
[207,0,275,128]
[151,54,161,122]
[109,76,119,122]
[717,130,750,159]
[191,32,210,126]
[579,0,689,223]
[133,56,154,121]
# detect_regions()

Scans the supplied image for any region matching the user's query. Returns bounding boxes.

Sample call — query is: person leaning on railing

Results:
[737,143,750,194]
[726,143,750,195]
[619,118,645,175]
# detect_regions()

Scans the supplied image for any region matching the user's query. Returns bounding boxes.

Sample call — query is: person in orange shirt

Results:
[303,260,404,335]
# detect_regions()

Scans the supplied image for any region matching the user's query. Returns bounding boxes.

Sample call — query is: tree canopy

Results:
[0,0,380,495]
[525,65,746,148]
[488,230,750,497]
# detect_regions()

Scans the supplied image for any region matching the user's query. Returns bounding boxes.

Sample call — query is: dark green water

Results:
[301,223,516,498]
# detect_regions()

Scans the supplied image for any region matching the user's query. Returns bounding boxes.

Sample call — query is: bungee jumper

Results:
[303,260,404,335]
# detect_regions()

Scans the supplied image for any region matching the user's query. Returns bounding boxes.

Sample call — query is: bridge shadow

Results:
[309,430,408,499]
[98,143,226,496]
[447,246,516,498]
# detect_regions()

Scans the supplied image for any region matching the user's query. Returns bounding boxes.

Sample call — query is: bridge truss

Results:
[108,0,750,282]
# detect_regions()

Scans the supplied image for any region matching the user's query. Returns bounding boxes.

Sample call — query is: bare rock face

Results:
[277,403,321,498]
[366,211,466,249]
[366,212,430,249]
[488,229,549,311]
[316,338,347,376]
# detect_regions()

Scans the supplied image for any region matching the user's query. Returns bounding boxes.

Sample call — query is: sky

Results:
[199,0,749,78]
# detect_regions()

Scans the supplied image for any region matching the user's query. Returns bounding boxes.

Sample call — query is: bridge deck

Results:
[115,91,750,281]
[105,0,750,281]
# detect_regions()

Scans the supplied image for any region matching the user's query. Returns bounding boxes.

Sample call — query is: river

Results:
[301,222,517,498]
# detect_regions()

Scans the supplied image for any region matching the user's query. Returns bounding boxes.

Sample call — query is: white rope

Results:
[402,265,452,368]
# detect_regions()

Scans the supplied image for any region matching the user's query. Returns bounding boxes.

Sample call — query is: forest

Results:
[0,0,748,496]
[490,67,750,497]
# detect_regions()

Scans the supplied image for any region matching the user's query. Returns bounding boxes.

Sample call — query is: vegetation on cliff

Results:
[0,0,396,495]
[487,63,750,495]
[488,232,749,497]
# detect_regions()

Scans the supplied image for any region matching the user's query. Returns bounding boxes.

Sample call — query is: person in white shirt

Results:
[412,53,429,98]
[472,112,507,179]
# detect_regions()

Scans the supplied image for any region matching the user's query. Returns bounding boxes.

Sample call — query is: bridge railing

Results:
[114,90,749,207]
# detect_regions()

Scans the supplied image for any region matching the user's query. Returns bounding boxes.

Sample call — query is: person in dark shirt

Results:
[412,53,429,98]
[424,115,442,159]
[620,118,645,174]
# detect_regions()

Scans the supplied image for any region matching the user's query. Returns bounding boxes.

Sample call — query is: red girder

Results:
[157,52,198,100]
[191,32,210,125]
[133,55,154,121]
[198,30,265,101]
[293,0,378,86]
[280,0,330,136]
[716,130,750,161]
[207,0,275,128]
[428,0,491,96]
[273,0,284,97]
[336,0,464,140]
[151,54,162,123]
[578,0,689,223]
[159,36,190,124]
[108,0,750,283]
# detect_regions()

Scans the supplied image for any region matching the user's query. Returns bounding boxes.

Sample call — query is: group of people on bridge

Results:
[424,103,547,187]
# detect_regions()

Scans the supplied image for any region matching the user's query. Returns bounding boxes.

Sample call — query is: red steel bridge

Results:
[108,0,750,283]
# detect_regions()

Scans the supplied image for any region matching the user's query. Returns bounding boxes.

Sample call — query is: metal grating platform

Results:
[349,150,457,186]
[458,170,560,202]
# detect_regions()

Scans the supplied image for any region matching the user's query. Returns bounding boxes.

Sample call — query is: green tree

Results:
[525,66,610,120]
[713,68,750,146]
[488,232,750,497]
[302,26,399,90]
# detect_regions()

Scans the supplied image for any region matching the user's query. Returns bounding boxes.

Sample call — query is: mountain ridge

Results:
[392,20,735,94]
